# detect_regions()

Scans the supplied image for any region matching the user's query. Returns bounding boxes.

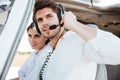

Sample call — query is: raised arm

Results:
[62,11,96,42]
[63,11,120,65]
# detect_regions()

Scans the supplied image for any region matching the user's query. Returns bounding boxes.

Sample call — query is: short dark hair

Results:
[33,0,59,19]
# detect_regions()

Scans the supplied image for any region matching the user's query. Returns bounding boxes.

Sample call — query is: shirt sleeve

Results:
[18,52,34,80]
[83,29,120,65]
[22,62,40,80]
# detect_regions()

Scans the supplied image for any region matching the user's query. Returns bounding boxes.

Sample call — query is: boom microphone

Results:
[49,24,59,30]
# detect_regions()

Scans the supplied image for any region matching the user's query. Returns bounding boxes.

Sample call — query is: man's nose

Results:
[42,18,48,26]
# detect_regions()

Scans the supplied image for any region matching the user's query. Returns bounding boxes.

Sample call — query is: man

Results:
[32,0,120,80]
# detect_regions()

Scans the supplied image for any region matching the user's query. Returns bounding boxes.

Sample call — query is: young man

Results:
[32,0,120,80]
[11,22,49,80]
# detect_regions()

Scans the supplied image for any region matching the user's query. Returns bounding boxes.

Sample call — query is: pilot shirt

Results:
[23,29,120,80]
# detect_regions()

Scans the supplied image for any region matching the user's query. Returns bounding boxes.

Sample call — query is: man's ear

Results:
[60,19,64,27]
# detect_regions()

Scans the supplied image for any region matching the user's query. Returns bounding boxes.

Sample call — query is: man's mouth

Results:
[43,27,50,32]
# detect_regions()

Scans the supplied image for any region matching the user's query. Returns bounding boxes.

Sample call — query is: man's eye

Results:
[47,15,53,19]
[37,18,42,23]
[49,15,52,18]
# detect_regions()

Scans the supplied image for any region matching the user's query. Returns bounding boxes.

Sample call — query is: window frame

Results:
[0,0,34,79]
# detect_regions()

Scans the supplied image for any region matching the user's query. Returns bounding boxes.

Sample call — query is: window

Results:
[0,0,34,79]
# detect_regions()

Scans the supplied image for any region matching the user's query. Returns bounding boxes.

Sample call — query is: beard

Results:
[43,28,61,39]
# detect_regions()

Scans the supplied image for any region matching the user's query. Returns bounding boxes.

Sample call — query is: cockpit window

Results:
[0,0,15,35]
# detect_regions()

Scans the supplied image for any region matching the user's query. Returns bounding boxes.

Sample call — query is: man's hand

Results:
[62,11,78,31]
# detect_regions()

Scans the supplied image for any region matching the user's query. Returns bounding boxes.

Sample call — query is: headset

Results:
[32,17,41,34]
[32,3,65,34]
[57,3,65,23]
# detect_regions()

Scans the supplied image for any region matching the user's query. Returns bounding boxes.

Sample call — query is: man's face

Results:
[35,8,60,39]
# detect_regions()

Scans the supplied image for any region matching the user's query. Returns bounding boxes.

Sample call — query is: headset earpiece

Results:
[57,3,65,23]
[32,17,41,34]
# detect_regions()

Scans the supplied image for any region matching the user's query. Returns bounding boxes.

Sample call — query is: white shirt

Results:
[23,29,120,80]
[18,45,48,80]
